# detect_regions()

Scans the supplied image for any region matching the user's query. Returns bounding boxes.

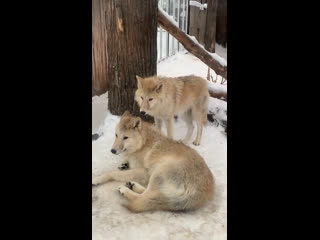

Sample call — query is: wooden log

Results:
[207,80,227,101]
[157,8,227,79]
[208,89,227,101]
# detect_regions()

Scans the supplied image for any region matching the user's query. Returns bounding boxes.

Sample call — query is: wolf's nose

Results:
[111,149,117,154]
[140,111,146,115]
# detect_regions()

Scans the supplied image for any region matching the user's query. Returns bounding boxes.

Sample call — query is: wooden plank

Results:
[216,0,227,47]
[204,0,218,52]
[188,1,207,45]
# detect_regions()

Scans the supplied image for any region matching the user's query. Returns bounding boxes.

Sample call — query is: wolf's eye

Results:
[149,98,153,101]
[123,136,128,140]
[141,97,144,100]
[116,134,118,138]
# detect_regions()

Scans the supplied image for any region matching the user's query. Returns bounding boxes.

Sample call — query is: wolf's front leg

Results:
[92,168,149,186]
[165,117,174,139]
[155,118,163,133]
[118,162,129,171]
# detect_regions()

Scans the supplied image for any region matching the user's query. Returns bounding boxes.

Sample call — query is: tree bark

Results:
[158,8,227,79]
[204,0,218,52]
[106,0,158,121]
[92,0,108,96]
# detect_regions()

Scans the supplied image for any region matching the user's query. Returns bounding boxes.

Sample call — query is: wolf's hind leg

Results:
[182,109,194,144]
[126,181,146,194]
[192,109,204,146]
[117,185,141,201]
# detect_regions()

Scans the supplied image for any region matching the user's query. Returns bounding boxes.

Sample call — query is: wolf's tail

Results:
[124,191,169,213]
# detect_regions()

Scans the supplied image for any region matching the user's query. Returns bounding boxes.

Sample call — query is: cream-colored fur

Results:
[92,111,215,213]
[135,75,209,145]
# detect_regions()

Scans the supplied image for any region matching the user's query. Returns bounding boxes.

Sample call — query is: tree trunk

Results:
[92,0,108,96]
[158,8,227,79]
[106,0,157,120]
[204,0,218,52]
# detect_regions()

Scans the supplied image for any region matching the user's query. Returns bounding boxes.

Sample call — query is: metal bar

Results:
[178,0,181,51]
[182,0,185,32]
[185,0,189,34]
[172,0,176,55]
[159,0,163,60]
[166,0,170,57]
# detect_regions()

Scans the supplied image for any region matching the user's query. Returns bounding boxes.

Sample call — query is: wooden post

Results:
[189,0,207,45]
[216,0,227,47]
[204,0,218,52]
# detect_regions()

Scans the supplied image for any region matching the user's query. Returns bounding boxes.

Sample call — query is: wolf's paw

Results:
[118,163,129,171]
[179,139,189,145]
[92,177,102,186]
[192,140,200,146]
[126,181,135,190]
[117,185,127,196]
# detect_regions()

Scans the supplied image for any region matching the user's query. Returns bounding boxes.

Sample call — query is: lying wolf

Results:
[92,111,215,213]
[135,75,209,146]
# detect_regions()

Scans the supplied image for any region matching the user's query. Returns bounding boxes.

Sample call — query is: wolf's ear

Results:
[155,83,163,93]
[122,110,131,117]
[136,75,143,89]
[132,117,142,131]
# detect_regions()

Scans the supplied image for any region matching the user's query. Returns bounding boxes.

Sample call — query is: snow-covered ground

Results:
[92,52,227,240]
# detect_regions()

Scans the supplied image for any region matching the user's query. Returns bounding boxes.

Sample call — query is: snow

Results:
[158,51,226,84]
[92,53,227,240]
[208,97,227,125]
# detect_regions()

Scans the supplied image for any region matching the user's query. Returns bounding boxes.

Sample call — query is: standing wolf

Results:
[135,75,209,145]
[92,111,215,213]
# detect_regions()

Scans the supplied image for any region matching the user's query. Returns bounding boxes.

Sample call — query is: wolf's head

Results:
[134,75,163,116]
[111,111,144,155]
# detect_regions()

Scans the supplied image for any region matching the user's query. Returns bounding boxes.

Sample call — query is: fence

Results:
[157,0,189,62]
[188,0,227,48]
